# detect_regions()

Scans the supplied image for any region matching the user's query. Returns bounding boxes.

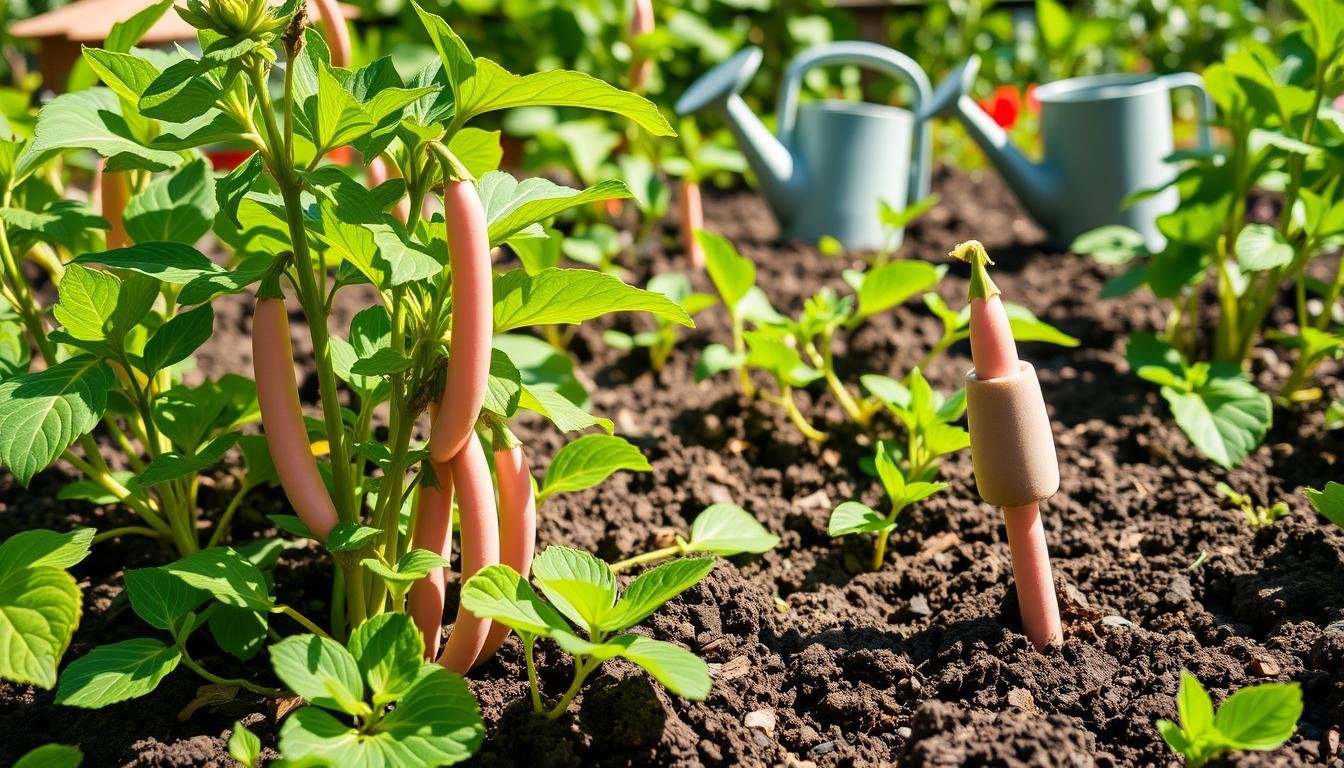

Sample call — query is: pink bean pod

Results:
[435,431,500,673]
[473,443,537,666]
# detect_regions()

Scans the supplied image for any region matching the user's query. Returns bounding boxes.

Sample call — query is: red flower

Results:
[1025,83,1040,114]
[977,85,1022,129]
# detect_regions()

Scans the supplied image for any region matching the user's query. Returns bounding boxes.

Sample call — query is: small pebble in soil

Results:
[1102,614,1135,627]
[907,595,932,616]
[809,741,835,756]
[1249,654,1281,677]
[744,708,776,736]
[897,727,913,739]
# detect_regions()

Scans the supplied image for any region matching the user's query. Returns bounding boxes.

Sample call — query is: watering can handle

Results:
[1159,72,1214,151]
[777,42,934,201]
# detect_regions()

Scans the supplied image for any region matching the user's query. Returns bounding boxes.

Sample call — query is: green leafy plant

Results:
[609,502,780,573]
[13,743,83,768]
[1156,670,1302,767]
[269,613,484,766]
[1215,482,1290,529]
[605,273,717,372]
[0,528,92,689]
[1074,1,1343,466]
[228,721,262,768]
[830,437,952,571]
[460,546,713,719]
[1305,481,1344,530]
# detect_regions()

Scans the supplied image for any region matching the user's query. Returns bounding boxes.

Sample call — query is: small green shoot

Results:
[1215,483,1290,529]
[227,721,261,768]
[829,440,950,571]
[1156,670,1302,767]
[461,546,714,719]
[604,273,717,372]
[1305,481,1344,530]
[609,503,781,573]
[269,613,484,767]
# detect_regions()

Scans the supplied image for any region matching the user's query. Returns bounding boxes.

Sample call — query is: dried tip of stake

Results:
[282,5,307,58]
[950,240,1001,302]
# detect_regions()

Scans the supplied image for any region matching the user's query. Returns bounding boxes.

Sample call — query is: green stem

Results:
[871,530,889,572]
[206,481,253,549]
[544,657,597,720]
[524,636,543,713]
[609,543,685,573]
[92,526,161,544]
[767,385,826,442]
[177,642,284,697]
[819,327,867,426]
[272,604,333,640]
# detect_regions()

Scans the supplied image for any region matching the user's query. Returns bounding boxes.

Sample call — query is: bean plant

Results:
[1074,0,1344,468]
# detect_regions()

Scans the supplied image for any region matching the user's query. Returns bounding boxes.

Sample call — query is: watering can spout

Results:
[925,58,1062,229]
[676,48,805,221]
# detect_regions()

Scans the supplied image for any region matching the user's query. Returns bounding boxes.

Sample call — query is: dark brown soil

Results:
[2,166,1342,768]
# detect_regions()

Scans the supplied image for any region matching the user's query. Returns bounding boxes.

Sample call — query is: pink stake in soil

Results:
[954,240,1062,650]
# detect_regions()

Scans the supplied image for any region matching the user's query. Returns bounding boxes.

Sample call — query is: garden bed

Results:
[2,166,1341,767]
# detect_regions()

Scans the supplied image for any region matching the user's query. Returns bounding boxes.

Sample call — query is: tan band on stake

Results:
[965,362,1060,507]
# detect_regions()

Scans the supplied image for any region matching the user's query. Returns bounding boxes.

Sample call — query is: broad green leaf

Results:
[0,357,112,485]
[530,547,617,633]
[1214,681,1303,750]
[137,431,241,486]
[348,612,423,702]
[518,384,613,433]
[538,434,650,501]
[13,743,83,768]
[460,564,570,637]
[124,157,216,246]
[482,349,522,417]
[53,265,119,342]
[350,348,413,376]
[216,153,262,227]
[607,634,711,700]
[699,231,754,308]
[54,638,181,707]
[142,305,213,374]
[106,0,174,51]
[1163,375,1271,469]
[360,550,452,586]
[209,605,268,661]
[850,261,943,318]
[1306,482,1344,528]
[873,441,906,501]
[480,172,632,245]
[455,59,673,136]
[31,88,180,172]
[178,268,266,306]
[327,523,382,553]
[448,128,503,178]
[270,634,369,717]
[410,1,476,95]
[0,528,93,576]
[1037,0,1074,49]
[314,64,377,152]
[123,567,206,632]
[828,501,891,536]
[862,374,912,409]
[162,547,273,611]
[1126,331,1185,386]
[228,722,261,768]
[494,268,691,332]
[77,242,222,284]
[0,566,81,688]
[82,49,160,102]
[686,504,780,556]
[599,557,713,632]
[1235,224,1294,272]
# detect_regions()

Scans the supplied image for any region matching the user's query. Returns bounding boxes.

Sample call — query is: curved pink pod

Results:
[473,444,537,666]
[98,163,131,250]
[309,0,351,68]
[436,431,500,673]
[679,180,704,269]
[252,298,340,542]
[430,180,492,463]
[409,458,454,658]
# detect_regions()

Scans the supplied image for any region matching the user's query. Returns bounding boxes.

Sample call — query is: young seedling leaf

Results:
[538,434,651,501]
[54,638,182,708]
[270,634,369,717]
[606,634,711,700]
[851,260,944,319]
[1162,374,1271,469]
[530,547,617,633]
[348,612,424,702]
[460,563,570,637]
[828,501,892,536]
[123,567,207,632]
[699,231,755,309]
[228,722,261,768]
[598,556,714,632]
[1306,482,1344,528]
[1213,681,1303,750]
[13,743,83,768]
[695,343,747,382]
[685,504,780,556]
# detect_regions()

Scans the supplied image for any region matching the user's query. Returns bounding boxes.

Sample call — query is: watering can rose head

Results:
[177,0,290,42]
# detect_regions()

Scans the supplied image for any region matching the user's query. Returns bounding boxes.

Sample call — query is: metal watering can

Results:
[931,55,1213,250]
[676,42,933,252]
